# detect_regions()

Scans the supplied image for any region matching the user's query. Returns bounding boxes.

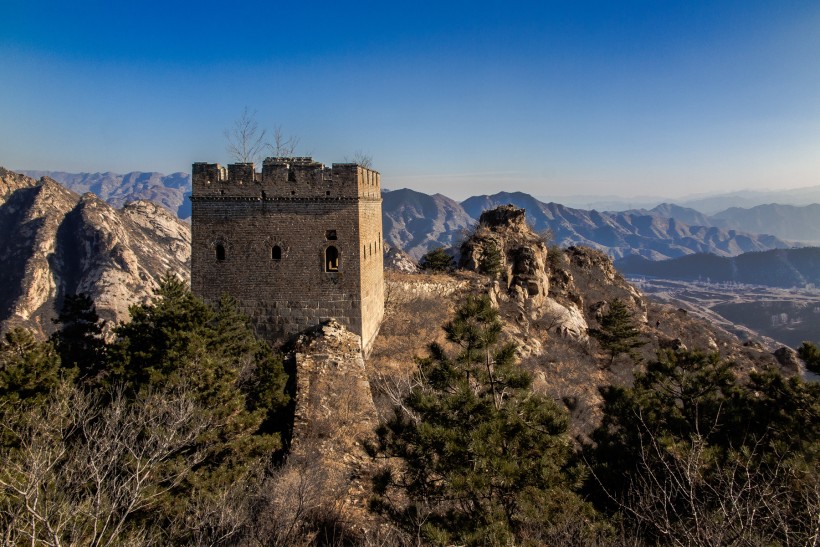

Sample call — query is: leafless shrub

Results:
[344,150,373,169]
[271,126,299,157]
[0,382,210,546]
[369,368,421,422]
[239,450,352,546]
[225,107,269,164]
[590,410,820,547]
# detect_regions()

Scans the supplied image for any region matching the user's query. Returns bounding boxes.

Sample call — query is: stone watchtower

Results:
[190,157,384,355]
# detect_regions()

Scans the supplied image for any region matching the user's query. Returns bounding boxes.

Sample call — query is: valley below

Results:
[628,275,820,351]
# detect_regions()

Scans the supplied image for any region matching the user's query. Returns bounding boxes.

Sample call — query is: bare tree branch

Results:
[345,150,374,169]
[270,126,300,157]
[224,107,269,164]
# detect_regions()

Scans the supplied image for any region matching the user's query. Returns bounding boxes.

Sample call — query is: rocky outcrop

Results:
[0,169,191,337]
[461,205,551,308]
[774,346,802,375]
[459,205,588,345]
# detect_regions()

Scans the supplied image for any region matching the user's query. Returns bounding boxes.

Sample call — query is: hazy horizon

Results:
[2,1,818,200]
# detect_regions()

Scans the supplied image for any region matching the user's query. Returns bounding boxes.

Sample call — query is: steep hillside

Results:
[381,188,474,259]
[0,168,191,336]
[462,191,788,259]
[23,170,192,219]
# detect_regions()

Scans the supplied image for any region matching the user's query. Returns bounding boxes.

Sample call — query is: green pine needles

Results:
[370,294,596,545]
[419,247,455,272]
[588,298,646,366]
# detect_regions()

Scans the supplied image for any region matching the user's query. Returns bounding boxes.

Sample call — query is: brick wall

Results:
[191,158,384,354]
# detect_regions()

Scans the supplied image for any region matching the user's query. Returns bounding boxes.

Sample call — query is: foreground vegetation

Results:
[371,295,820,545]
[1,277,818,545]
[0,276,290,545]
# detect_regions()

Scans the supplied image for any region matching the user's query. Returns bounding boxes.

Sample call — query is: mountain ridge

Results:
[21,169,818,260]
[0,168,190,336]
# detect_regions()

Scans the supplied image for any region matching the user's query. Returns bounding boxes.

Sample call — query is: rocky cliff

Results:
[0,168,191,336]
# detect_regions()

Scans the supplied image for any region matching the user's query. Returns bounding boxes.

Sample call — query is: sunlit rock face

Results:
[458,205,587,348]
[0,168,191,337]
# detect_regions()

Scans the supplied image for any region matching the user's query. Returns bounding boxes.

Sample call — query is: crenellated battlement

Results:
[192,157,381,200]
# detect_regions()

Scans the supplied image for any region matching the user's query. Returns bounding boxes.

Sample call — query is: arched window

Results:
[272,245,282,260]
[215,243,226,261]
[325,246,339,272]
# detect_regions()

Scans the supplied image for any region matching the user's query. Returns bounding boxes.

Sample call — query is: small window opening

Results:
[326,230,337,240]
[216,243,226,261]
[325,246,339,272]
[326,190,331,196]
[272,245,282,260]
[363,244,367,257]
[287,169,296,182]
[291,190,295,195]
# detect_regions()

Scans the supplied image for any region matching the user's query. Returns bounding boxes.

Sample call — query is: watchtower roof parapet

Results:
[191,157,381,200]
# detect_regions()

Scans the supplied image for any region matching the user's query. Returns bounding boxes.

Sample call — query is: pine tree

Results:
[419,246,454,272]
[797,341,820,374]
[371,294,595,545]
[109,275,290,533]
[479,240,503,280]
[50,293,107,380]
[589,298,645,366]
[0,328,65,408]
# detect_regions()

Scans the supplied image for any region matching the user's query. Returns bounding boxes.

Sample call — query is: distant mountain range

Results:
[24,169,820,260]
[550,185,820,214]
[22,170,192,219]
[382,189,475,259]
[616,247,820,288]
[711,204,820,243]
[459,192,788,261]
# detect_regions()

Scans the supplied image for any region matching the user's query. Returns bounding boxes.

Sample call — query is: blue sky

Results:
[1,0,819,200]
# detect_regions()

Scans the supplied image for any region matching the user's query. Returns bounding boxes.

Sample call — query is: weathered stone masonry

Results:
[190,157,384,355]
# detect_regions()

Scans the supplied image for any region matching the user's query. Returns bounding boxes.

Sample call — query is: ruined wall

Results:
[191,158,384,352]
